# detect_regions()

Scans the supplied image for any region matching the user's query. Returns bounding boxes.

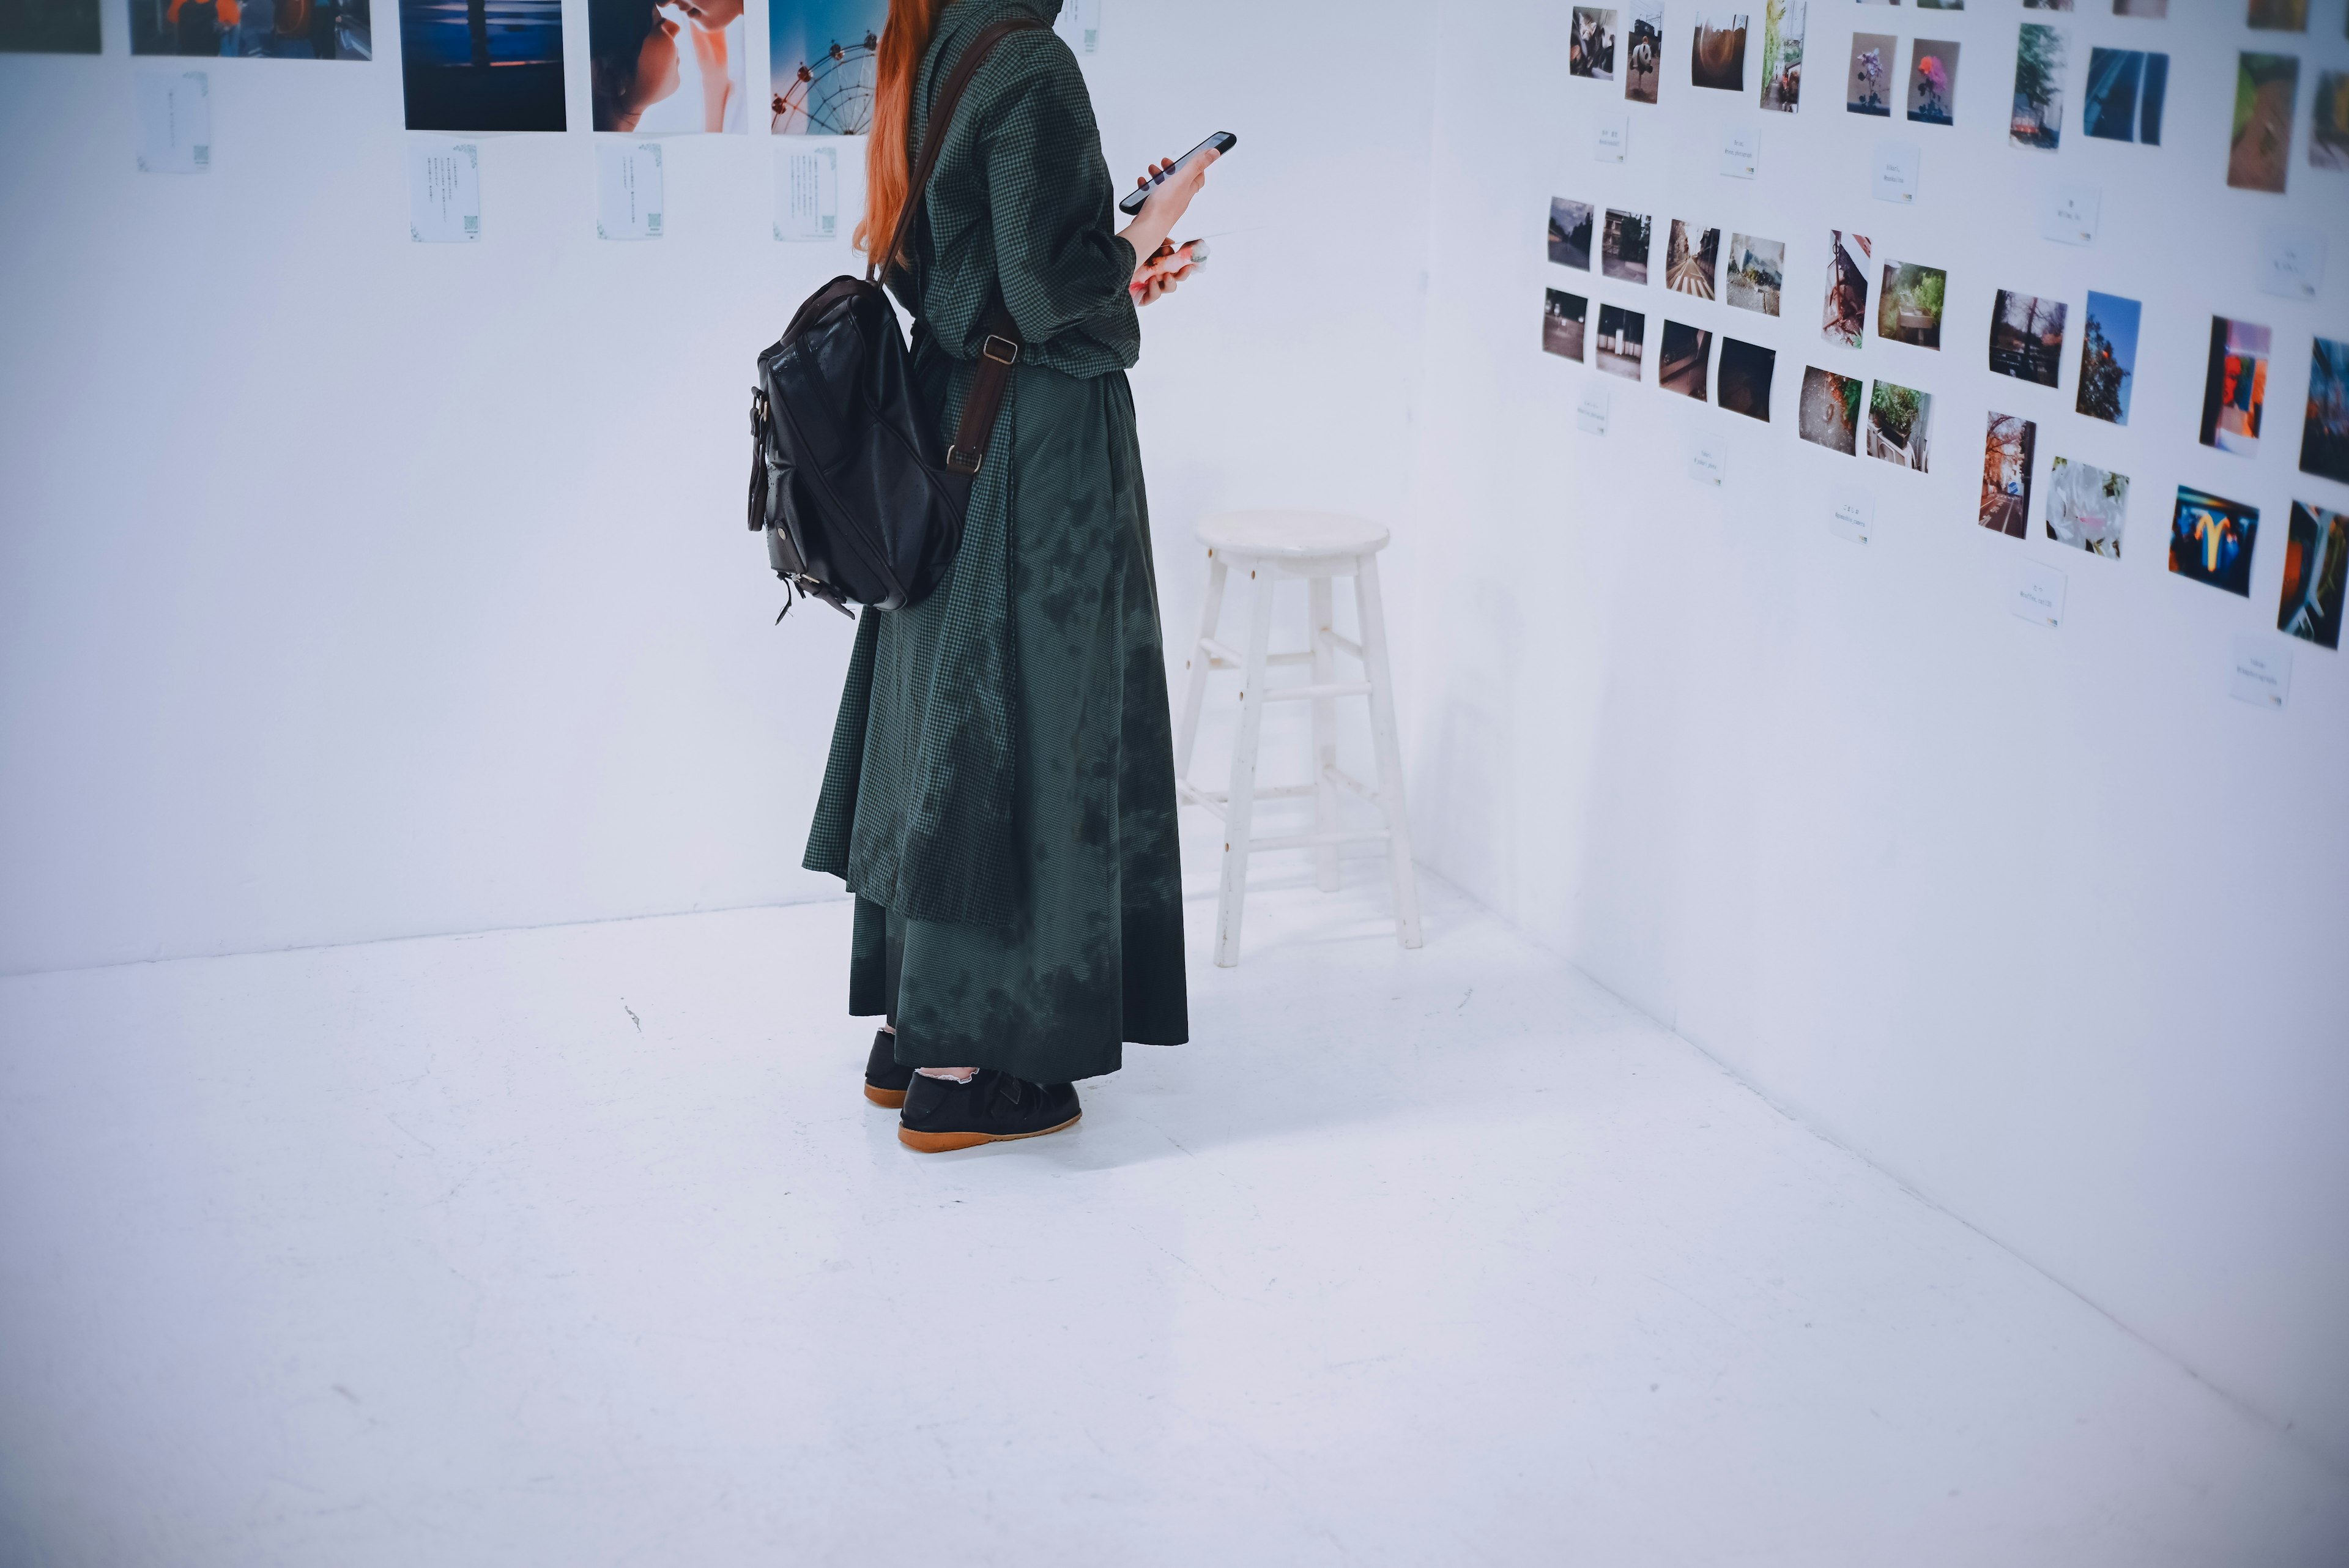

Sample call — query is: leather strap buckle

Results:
[946,445,984,475]
[982,335,1021,366]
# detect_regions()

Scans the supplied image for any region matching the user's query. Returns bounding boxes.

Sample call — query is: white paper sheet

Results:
[1720,127,1758,180]
[2009,560,2066,630]
[1688,437,1727,487]
[1594,113,1628,163]
[136,71,210,174]
[409,141,481,244]
[1871,139,1918,205]
[774,146,839,242]
[1054,0,1101,53]
[1831,486,1874,544]
[2258,228,2326,301]
[2039,183,2099,247]
[2228,636,2291,710]
[1576,387,1610,436]
[597,141,665,241]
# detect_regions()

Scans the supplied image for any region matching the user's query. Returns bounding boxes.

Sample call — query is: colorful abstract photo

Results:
[1909,39,1958,126]
[2303,336,2349,485]
[2277,501,2347,650]
[2199,316,2271,458]
[2170,488,2260,597]
[2046,458,2129,559]
[2084,48,2166,145]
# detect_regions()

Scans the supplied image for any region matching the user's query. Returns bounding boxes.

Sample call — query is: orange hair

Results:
[856,0,945,272]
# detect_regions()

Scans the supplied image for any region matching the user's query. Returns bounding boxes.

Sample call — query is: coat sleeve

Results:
[979,32,1141,368]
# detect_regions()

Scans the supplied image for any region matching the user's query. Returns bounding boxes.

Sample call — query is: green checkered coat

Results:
[803,0,1188,1082]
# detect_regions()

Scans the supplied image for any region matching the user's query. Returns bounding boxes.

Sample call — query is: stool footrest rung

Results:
[1326,765,1380,804]
[1318,628,1364,661]
[1198,637,1313,671]
[1247,828,1392,853]
[1262,681,1373,703]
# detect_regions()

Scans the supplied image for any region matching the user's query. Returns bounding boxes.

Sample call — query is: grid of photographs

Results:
[2046,458,2129,559]
[2171,488,2260,597]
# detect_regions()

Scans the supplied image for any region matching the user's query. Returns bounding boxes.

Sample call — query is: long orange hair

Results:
[856,0,945,271]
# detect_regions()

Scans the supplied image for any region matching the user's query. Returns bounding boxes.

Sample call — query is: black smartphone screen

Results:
[1118,132,1238,215]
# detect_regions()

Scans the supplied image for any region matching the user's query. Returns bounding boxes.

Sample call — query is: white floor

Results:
[2,836,2343,1567]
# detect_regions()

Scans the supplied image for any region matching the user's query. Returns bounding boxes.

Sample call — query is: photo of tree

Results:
[401,0,563,129]
[2303,336,2349,485]
[1909,39,1958,126]
[1819,231,1871,348]
[1625,1,1663,103]
[1799,367,1861,454]
[1758,0,1803,113]
[2010,23,2066,150]
[1718,338,1775,421]
[2075,292,2139,426]
[1666,221,1720,298]
[1,0,100,51]
[2228,53,2298,193]
[1724,234,1784,316]
[1847,32,1894,117]
[2277,502,2347,650]
[1549,199,1595,270]
[2046,458,2129,559]
[1572,7,1617,80]
[1989,291,2066,387]
[1866,380,1932,471]
[2312,70,2348,171]
[2199,316,2271,458]
[1545,289,1590,362]
[1660,320,1713,399]
[2247,0,2307,31]
[1603,209,1652,283]
[1597,305,1647,380]
[2082,48,2165,145]
[2170,488,2260,598]
[1980,414,2036,538]
[1876,262,1946,350]
[1692,11,1746,91]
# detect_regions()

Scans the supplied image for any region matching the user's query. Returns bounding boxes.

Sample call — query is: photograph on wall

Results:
[1989,291,2066,387]
[1571,7,1617,80]
[2010,23,2066,150]
[1757,0,1803,113]
[1545,289,1590,362]
[1917,0,1967,9]
[2277,501,2346,649]
[592,0,744,131]
[2113,0,2165,15]
[401,0,562,129]
[1908,39,1958,125]
[1718,338,1775,421]
[2227,53,2298,192]
[1625,1,1662,103]
[1660,320,1712,399]
[1876,262,1945,350]
[771,0,884,134]
[1798,366,1861,454]
[2304,336,2349,483]
[1819,231,1871,348]
[1596,305,1647,380]
[135,0,371,56]
[2199,316,2271,457]
[1866,380,1932,471]
[1725,233,1784,316]
[1549,199,1595,270]
[2083,48,2166,144]
[1602,209,1652,283]
[2076,291,2139,426]
[2022,0,2073,10]
[1666,221,1720,298]
[2311,71,2349,171]
[1980,413,2036,537]
[2170,487,2259,597]
[2247,0,2306,30]
[2046,457,2128,559]
[2,0,100,52]
[1691,11,1745,92]
[1847,32,1894,116]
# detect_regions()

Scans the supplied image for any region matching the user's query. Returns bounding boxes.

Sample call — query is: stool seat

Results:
[1196,509,1392,559]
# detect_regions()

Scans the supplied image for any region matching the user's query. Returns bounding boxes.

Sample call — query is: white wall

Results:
[1404,0,2349,1466]
[0,0,1431,975]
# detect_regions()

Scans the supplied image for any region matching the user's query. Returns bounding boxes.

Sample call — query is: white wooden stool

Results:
[1173,510,1424,967]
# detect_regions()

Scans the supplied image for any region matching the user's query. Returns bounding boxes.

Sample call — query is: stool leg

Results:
[1353,553,1423,949]
[1309,574,1340,893]
[1174,552,1228,787]
[1216,561,1278,967]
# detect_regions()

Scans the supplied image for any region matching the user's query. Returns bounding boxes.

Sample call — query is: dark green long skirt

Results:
[841,365,1187,1083]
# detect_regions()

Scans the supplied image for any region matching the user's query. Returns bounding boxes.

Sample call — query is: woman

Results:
[804,0,1212,1153]
[587,0,683,134]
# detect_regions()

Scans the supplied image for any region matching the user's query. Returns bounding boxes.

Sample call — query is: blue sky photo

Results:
[2082,291,2141,424]
[770,0,886,102]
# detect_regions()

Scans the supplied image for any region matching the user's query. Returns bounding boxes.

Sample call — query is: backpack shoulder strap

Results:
[870,15,1047,285]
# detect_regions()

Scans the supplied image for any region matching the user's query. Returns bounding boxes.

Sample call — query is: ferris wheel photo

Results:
[770,0,886,135]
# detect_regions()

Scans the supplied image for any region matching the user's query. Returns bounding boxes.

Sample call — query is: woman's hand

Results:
[1116,148,1217,284]
[1130,239,1200,307]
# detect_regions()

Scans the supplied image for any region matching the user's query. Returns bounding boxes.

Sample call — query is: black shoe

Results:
[864,1030,913,1109]
[897,1069,1081,1153]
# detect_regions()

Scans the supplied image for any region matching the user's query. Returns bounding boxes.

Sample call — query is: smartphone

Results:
[1118,132,1237,216]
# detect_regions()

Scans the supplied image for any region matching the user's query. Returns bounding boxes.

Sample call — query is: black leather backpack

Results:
[748,17,1039,617]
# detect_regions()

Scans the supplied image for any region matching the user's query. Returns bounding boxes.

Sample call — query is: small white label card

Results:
[2258,227,2326,302]
[1594,113,1628,163]
[135,70,210,173]
[2039,182,2100,247]
[1575,385,1609,436]
[596,140,664,240]
[2009,558,2066,629]
[774,144,839,242]
[1720,125,1758,180]
[409,139,481,243]
[1871,139,1918,205]
[2229,634,2291,710]
[1830,485,1874,544]
[1053,0,1100,52]
[1688,436,1727,487]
